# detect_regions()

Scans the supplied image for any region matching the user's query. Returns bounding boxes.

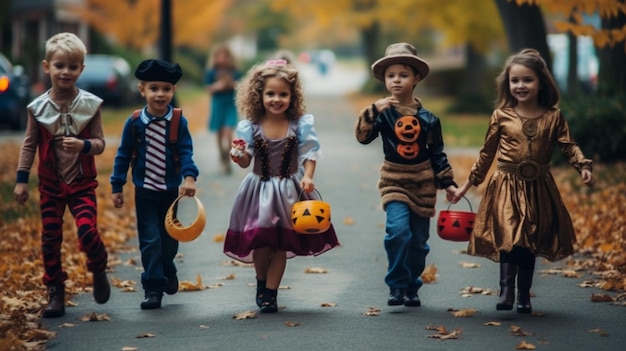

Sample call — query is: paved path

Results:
[44,65,624,351]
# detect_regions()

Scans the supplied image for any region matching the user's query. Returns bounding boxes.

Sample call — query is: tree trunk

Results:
[566,25,579,95]
[597,7,626,96]
[494,0,552,69]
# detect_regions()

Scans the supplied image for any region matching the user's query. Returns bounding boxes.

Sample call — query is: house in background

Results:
[9,0,89,91]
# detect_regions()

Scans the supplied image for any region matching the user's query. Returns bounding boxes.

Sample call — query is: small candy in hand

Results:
[230,138,246,158]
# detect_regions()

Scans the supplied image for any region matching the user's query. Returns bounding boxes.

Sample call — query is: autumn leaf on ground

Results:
[591,293,615,302]
[448,308,478,317]
[460,261,481,268]
[588,328,609,337]
[58,323,76,328]
[121,347,139,351]
[136,332,156,338]
[218,273,236,280]
[484,321,501,326]
[79,312,110,322]
[198,324,210,329]
[510,325,534,336]
[213,233,225,242]
[516,340,536,350]
[111,277,137,292]
[233,310,257,320]
[363,307,381,316]
[321,302,337,307]
[421,263,437,283]
[426,325,462,340]
[285,321,301,327]
[221,259,253,267]
[343,217,355,225]
[459,286,497,297]
[304,267,328,274]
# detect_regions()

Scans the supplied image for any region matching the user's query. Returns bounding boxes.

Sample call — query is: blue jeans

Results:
[384,201,430,290]
[135,187,179,292]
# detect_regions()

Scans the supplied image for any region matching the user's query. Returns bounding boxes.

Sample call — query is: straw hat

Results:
[371,42,430,81]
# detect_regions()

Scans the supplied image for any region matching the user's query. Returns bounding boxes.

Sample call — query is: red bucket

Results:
[437,197,476,242]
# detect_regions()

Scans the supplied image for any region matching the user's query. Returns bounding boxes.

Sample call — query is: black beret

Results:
[134,59,183,84]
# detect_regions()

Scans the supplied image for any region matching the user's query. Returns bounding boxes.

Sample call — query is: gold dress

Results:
[468,107,592,262]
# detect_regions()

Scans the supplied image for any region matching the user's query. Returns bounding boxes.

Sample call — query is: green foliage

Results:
[0,183,39,224]
[555,94,626,164]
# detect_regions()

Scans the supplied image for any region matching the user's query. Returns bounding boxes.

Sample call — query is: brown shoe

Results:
[93,271,111,304]
[42,284,65,318]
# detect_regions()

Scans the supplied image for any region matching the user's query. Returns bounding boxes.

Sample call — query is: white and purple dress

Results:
[223,114,339,263]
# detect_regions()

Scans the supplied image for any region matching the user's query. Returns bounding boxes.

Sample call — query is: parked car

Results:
[0,52,30,130]
[76,54,139,107]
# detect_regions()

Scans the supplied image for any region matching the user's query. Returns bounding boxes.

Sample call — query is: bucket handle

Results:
[446,196,473,212]
[298,188,322,201]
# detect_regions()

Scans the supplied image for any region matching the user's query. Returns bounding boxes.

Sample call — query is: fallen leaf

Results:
[588,328,609,336]
[79,312,110,322]
[516,340,536,350]
[136,332,156,338]
[122,347,139,351]
[591,293,615,302]
[58,323,76,328]
[363,307,381,316]
[510,325,534,336]
[449,308,478,317]
[213,233,225,242]
[421,263,437,283]
[484,321,501,326]
[218,273,236,280]
[285,321,301,327]
[427,327,462,339]
[198,325,210,329]
[321,302,337,307]
[304,267,328,274]
[233,310,257,320]
[460,261,481,268]
[343,217,355,225]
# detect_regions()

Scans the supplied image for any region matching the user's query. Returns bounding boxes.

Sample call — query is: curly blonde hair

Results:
[236,62,305,122]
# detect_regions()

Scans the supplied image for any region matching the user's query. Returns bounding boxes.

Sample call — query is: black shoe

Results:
[387,288,406,306]
[404,290,421,307]
[260,288,278,313]
[165,274,179,295]
[92,271,111,304]
[256,279,266,308]
[141,291,162,310]
[42,284,66,318]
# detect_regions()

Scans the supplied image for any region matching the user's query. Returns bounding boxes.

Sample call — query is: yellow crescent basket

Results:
[165,195,206,242]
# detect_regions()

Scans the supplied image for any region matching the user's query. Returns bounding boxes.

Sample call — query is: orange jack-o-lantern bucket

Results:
[291,189,331,234]
[165,195,206,242]
[437,197,476,242]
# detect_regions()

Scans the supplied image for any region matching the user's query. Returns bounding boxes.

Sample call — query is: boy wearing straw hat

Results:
[110,59,199,310]
[355,43,457,307]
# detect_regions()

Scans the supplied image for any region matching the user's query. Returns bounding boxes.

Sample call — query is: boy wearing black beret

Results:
[110,59,199,309]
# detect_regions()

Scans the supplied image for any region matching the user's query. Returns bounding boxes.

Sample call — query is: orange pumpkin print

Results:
[396,142,419,159]
[395,115,421,143]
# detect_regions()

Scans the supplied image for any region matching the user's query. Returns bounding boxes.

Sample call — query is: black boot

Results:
[404,289,421,307]
[92,271,111,304]
[256,279,266,308]
[42,284,65,318]
[141,291,163,310]
[165,273,179,295]
[517,268,534,313]
[387,288,406,306]
[496,263,517,311]
[260,288,278,313]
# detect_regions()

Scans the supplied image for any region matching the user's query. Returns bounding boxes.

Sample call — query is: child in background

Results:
[453,48,593,313]
[224,60,339,313]
[110,59,199,310]
[204,43,241,174]
[355,43,457,307]
[14,32,110,318]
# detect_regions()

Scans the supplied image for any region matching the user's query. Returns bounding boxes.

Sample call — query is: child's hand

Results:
[300,176,314,193]
[62,136,84,153]
[230,138,246,159]
[445,185,458,202]
[180,176,197,197]
[581,169,593,187]
[112,193,124,208]
[14,183,29,205]
[451,180,472,203]
[374,97,398,113]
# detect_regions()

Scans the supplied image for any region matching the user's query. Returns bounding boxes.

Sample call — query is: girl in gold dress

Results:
[453,48,593,314]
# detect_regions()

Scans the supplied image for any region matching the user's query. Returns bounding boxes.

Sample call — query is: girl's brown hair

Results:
[206,43,237,70]
[495,48,559,109]
[236,62,305,122]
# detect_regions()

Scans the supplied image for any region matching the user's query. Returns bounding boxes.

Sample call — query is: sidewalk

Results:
[43,69,625,351]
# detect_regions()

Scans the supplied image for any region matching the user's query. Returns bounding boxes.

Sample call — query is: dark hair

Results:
[495,48,559,109]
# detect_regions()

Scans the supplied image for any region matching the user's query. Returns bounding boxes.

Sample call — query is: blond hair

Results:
[206,43,237,70]
[236,62,305,123]
[45,32,87,62]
